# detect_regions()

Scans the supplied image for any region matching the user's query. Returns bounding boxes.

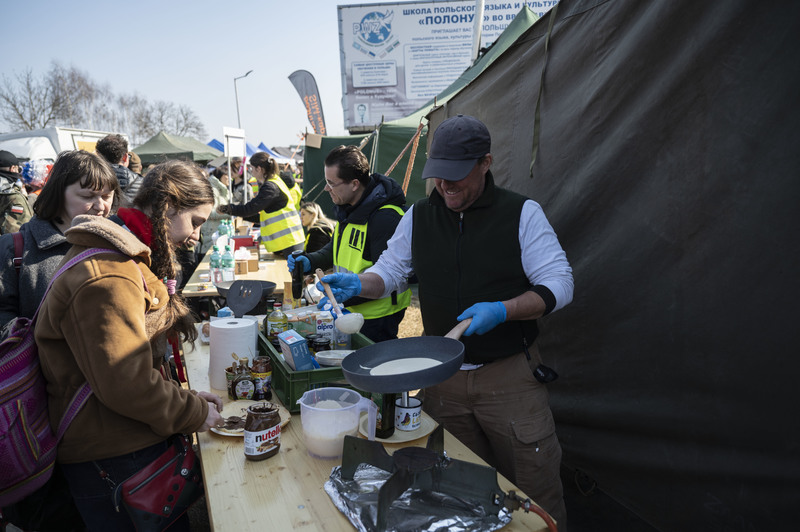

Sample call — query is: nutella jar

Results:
[244,402,281,461]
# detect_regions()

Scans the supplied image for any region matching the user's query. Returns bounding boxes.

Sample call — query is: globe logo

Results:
[355,10,394,46]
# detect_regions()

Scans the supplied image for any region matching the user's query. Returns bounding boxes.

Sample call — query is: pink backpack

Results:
[0,247,123,505]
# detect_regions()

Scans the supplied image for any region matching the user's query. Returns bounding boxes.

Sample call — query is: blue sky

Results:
[4,0,362,148]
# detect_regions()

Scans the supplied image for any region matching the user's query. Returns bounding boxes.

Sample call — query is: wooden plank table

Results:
[182,247,293,298]
[183,342,551,531]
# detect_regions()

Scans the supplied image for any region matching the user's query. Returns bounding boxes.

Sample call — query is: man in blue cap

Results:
[319,114,573,527]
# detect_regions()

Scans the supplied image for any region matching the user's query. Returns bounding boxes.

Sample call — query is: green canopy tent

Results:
[133,131,222,166]
[302,6,539,215]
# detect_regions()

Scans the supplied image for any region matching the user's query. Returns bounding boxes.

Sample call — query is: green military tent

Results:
[133,131,222,166]
[302,6,540,215]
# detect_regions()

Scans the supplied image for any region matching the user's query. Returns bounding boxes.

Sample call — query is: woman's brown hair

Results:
[132,160,214,343]
[34,150,121,222]
[249,151,279,177]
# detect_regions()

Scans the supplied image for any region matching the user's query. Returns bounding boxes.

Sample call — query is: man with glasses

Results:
[288,145,411,342]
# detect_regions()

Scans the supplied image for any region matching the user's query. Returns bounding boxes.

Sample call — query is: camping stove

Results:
[327,425,542,532]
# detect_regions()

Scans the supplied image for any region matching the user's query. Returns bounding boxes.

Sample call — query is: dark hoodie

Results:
[306,172,406,284]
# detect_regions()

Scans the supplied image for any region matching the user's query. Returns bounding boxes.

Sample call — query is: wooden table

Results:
[182,247,293,298]
[183,342,551,531]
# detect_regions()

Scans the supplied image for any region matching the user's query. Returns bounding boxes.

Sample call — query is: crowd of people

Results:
[0,116,574,531]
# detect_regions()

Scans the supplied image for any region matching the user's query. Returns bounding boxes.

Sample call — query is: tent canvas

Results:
[207,138,259,157]
[424,0,800,530]
[302,6,539,215]
[133,131,222,165]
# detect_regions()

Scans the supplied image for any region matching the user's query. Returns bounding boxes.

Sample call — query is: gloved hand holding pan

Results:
[341,318,472,394]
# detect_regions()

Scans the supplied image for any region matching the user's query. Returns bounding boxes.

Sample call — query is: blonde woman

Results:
[299,201,334,253]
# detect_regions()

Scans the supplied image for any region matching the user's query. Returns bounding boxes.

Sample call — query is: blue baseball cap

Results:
[422,115,491,181]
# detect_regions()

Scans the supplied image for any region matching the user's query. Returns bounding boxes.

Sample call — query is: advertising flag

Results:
[288,70,327,135]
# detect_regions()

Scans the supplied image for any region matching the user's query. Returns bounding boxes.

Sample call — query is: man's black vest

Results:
[411,172,538,364]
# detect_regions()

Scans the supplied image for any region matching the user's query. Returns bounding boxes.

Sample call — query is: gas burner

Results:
[333,425,548,532]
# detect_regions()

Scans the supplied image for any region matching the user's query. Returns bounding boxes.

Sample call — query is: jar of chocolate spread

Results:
[244,402,281,461]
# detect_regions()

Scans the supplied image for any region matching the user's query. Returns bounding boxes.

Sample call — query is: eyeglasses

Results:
[324,180,347,189]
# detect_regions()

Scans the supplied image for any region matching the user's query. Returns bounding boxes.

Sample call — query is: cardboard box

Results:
[247,251,259,272]
[234,260,249,275]
[277,330,315,371]
[235,219,254,235]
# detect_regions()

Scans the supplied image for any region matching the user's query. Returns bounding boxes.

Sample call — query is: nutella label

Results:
[244,425,281,457]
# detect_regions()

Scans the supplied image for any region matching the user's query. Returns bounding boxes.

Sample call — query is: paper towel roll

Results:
[209,319,258,390]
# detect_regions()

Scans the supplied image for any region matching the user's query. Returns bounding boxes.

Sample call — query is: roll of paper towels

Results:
[208,318,258,390]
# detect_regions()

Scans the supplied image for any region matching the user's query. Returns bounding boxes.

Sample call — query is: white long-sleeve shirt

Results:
[366,200,574,311]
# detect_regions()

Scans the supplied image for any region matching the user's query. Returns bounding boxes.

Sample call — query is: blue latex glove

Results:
[287,253,311,274]
[457,302,507,336]
[316,273,362,309]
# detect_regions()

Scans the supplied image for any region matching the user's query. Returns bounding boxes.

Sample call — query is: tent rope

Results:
[385,121,426,195]
[529,2,559,178]
[400,122,425,195]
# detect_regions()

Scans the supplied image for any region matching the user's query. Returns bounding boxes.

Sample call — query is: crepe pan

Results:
[341,319,471,394]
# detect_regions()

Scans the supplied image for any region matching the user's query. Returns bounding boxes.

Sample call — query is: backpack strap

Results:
[12,231,23,273]
[34,248,131,444]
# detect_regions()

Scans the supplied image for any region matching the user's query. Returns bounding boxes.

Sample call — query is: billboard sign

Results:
[338,0,556,131]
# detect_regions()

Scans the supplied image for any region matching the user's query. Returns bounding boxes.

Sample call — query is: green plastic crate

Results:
[258,332,373,413]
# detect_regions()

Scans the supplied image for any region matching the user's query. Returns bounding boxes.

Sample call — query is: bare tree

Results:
[0,63,207,144]
[0,68,65,130]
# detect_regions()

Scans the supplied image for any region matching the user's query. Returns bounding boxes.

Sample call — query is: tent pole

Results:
[471,0,485,62]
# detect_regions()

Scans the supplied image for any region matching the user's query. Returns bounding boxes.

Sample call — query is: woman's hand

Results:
[197,391,224,432]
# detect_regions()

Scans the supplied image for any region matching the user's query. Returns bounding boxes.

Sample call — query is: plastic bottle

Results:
[209,245,222,286]
[221,245,236,282]
[266,303,289,346]
[218,219,231,237]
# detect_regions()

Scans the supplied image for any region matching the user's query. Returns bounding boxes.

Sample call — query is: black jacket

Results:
[306,173,406,272]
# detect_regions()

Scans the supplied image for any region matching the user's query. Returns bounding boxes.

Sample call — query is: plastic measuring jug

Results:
[297,387,377,459]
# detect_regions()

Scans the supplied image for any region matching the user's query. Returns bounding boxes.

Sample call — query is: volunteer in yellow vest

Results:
[218,152,304,256]
[279,167,303,211]
[288,145,411,342]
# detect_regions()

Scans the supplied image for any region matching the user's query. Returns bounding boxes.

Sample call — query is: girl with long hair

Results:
[35,160,224,531]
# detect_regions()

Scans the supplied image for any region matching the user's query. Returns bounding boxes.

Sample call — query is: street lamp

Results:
[234,70,253,128]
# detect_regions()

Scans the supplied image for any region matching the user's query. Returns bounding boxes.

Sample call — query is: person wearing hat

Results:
[0,149,33,235]
[317,115,573,528]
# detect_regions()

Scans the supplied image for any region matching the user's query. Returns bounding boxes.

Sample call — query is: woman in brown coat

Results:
[35,160,224,531]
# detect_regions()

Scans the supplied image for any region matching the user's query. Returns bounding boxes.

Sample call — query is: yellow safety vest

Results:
[259,175,305,252]
[288,182,302,211]
[333,205,411,319]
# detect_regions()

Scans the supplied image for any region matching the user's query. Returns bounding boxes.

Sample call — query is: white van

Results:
[0,127,123,162]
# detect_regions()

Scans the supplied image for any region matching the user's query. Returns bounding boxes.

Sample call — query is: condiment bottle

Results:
[266,303,289,345]
[232,358,256,400]
[374,393,396,439]
[244,402,281,461]
[251,356,273,401]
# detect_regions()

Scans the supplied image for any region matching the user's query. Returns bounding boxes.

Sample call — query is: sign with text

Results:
[338,0,557,131]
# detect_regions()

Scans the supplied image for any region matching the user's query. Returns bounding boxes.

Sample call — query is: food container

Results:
[259,332,372,414]
[297,387,376,459]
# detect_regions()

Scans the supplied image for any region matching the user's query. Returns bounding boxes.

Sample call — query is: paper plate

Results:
[359,411,437,444]
[210,400,291,437]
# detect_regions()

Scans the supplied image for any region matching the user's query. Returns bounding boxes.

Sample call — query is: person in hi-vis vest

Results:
[287,145,411,342]
[218,152,304,257]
